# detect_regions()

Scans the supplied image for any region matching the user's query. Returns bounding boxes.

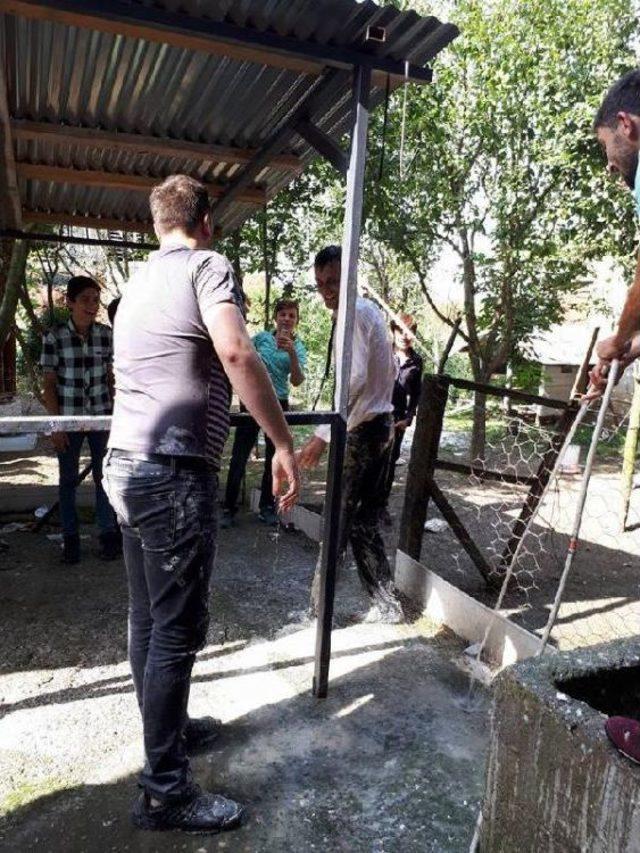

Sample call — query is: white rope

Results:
[399,60,409,179]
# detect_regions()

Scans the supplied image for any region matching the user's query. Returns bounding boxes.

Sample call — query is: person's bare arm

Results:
[600,255,640,359]
[288,348,305,387]
[43,371,68,452]
[206,303,299,510]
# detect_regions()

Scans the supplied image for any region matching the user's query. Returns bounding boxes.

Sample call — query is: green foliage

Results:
[367,0,638,386]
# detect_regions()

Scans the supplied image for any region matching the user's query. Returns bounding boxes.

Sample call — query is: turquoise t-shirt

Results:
[252,330,307,400]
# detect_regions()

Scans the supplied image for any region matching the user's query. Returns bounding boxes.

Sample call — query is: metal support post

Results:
[312,64,371,698]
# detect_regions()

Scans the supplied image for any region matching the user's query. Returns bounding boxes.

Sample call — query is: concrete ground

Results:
[0,513,488,853]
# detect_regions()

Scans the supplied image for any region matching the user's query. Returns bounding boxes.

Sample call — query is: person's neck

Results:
[71,317,92,337]
[159,230,208,251]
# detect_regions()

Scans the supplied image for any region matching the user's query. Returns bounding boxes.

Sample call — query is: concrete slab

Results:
[394,551,543,667]
[0,517,489,852]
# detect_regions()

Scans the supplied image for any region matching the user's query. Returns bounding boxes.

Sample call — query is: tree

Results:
[367,0,638,459]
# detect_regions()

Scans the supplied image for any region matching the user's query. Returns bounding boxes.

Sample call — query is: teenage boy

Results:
[41,275,120,563]
[104,174,299,834]
[382,313,423,521]
[221,298,306,527]
[297,245,403,623]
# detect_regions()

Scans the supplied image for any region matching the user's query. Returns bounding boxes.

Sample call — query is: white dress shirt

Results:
[315,296,394,443]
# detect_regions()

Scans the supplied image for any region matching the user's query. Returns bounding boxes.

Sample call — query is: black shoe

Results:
[62,534,80,564]
[184,716,222,754]
[258,507,278,526]
[131,786,243,834]
[219,510,235,529]
[98,530,122,561]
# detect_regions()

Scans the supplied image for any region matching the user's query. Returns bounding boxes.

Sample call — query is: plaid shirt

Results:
[40,319,113,416]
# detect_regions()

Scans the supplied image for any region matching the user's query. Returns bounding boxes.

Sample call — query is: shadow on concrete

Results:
[0,630,488,853]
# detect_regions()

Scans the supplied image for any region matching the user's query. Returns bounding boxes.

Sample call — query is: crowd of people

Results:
[35,66,640,836]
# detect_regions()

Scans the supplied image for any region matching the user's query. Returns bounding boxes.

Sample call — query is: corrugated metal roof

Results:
[1,0,458,236]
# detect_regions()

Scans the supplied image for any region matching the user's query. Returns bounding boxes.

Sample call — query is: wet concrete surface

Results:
[0,514,489,852]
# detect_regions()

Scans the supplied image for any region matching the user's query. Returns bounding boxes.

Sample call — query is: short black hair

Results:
[107,297,121,327]
[314,245,341,269]
[594,69,640,130]
[67,275,100,302]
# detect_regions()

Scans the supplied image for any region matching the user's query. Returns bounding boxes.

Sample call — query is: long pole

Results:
[313,64,371,698]
[537,360,619,653]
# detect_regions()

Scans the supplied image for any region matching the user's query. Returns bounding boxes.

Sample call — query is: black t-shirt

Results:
[109,244,242,470]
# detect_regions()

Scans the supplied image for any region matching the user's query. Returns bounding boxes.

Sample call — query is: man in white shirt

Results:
[297,245,403,622]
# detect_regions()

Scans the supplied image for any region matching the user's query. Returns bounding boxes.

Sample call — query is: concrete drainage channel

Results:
[481,638,640,852]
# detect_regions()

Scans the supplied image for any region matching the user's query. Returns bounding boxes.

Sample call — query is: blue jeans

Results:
[103,451,216,801]
[57,431,117,537]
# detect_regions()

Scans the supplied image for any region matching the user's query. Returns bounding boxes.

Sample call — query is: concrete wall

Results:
[482,638,640,852]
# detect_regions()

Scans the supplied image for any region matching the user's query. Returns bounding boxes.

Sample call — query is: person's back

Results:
[110,246,236,468]
[103,174,299,837]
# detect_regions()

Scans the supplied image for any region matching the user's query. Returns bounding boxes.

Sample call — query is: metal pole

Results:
[537,360,619,653]
[312,64,371,698]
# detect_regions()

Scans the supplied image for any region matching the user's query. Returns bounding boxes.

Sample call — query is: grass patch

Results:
[1,777,72,817]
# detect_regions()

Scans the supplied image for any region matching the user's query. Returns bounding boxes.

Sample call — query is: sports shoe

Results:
[219,510,235,529]
[362,600,404,624]
[98,530,122,561]
[184,716,222,754]
[62,534,80,565]
[131,785,243,834]
[258,507,278,526]
[605,716,640,764]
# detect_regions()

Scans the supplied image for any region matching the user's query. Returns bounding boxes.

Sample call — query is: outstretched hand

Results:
[272,444,300,514]
[296,435,327,471]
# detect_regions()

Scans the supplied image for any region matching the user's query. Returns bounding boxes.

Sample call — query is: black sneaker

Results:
[62,534,80,564]
[184,716,222,753]
[131,786,244,834]
[219,510,235,529]
[98,530,122,561]
[258,507,278,526]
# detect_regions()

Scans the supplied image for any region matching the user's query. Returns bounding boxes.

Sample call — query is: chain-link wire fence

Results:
[413,374,640,656]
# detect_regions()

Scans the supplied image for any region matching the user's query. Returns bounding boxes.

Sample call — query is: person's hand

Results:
[596,334,629,363]
[272,443,300,514]
[51,431,69,453]
[395,419,410,432]
[296,436,327,471]
[276,331,294,354]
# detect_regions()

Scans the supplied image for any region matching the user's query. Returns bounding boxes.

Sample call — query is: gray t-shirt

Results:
[109,244,242,470]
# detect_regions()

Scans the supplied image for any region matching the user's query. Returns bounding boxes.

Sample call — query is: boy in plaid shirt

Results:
[41,276,119,563]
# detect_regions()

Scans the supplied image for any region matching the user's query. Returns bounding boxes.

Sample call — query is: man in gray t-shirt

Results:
[104,175,299,836]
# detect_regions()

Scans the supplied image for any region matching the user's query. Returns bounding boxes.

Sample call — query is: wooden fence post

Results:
[398,374,449,560]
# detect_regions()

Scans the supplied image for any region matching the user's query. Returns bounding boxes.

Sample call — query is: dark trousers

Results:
[382,427,404,506]
[311,414,396,608]
[104,452,216,801]
[57,430,117,537]
[223,399,288,515]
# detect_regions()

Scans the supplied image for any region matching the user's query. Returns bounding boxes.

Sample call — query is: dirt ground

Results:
[0,434,489,852]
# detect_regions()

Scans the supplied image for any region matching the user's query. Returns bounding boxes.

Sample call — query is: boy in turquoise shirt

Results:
[222,298,306,526]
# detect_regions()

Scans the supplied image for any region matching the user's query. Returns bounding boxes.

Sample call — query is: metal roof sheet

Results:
[0,0,458,236]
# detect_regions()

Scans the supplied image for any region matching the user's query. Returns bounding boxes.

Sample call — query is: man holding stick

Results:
[104,175,299,834]
[591,69,640,762]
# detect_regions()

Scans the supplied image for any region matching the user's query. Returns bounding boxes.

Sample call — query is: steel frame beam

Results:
[313,65,372,699]
[0,0,439,86]
[295,119,348,176]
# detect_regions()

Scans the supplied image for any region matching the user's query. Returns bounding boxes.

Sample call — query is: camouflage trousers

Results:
[311,413,397,610]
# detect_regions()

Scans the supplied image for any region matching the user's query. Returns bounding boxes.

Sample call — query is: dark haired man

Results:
[382,313,423,522]
[221,297,306,527]
[583,70,640,765]
[41,275,119,563]
[297,245,403,623]
[591,68,640,389]
[104,174,299,834]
